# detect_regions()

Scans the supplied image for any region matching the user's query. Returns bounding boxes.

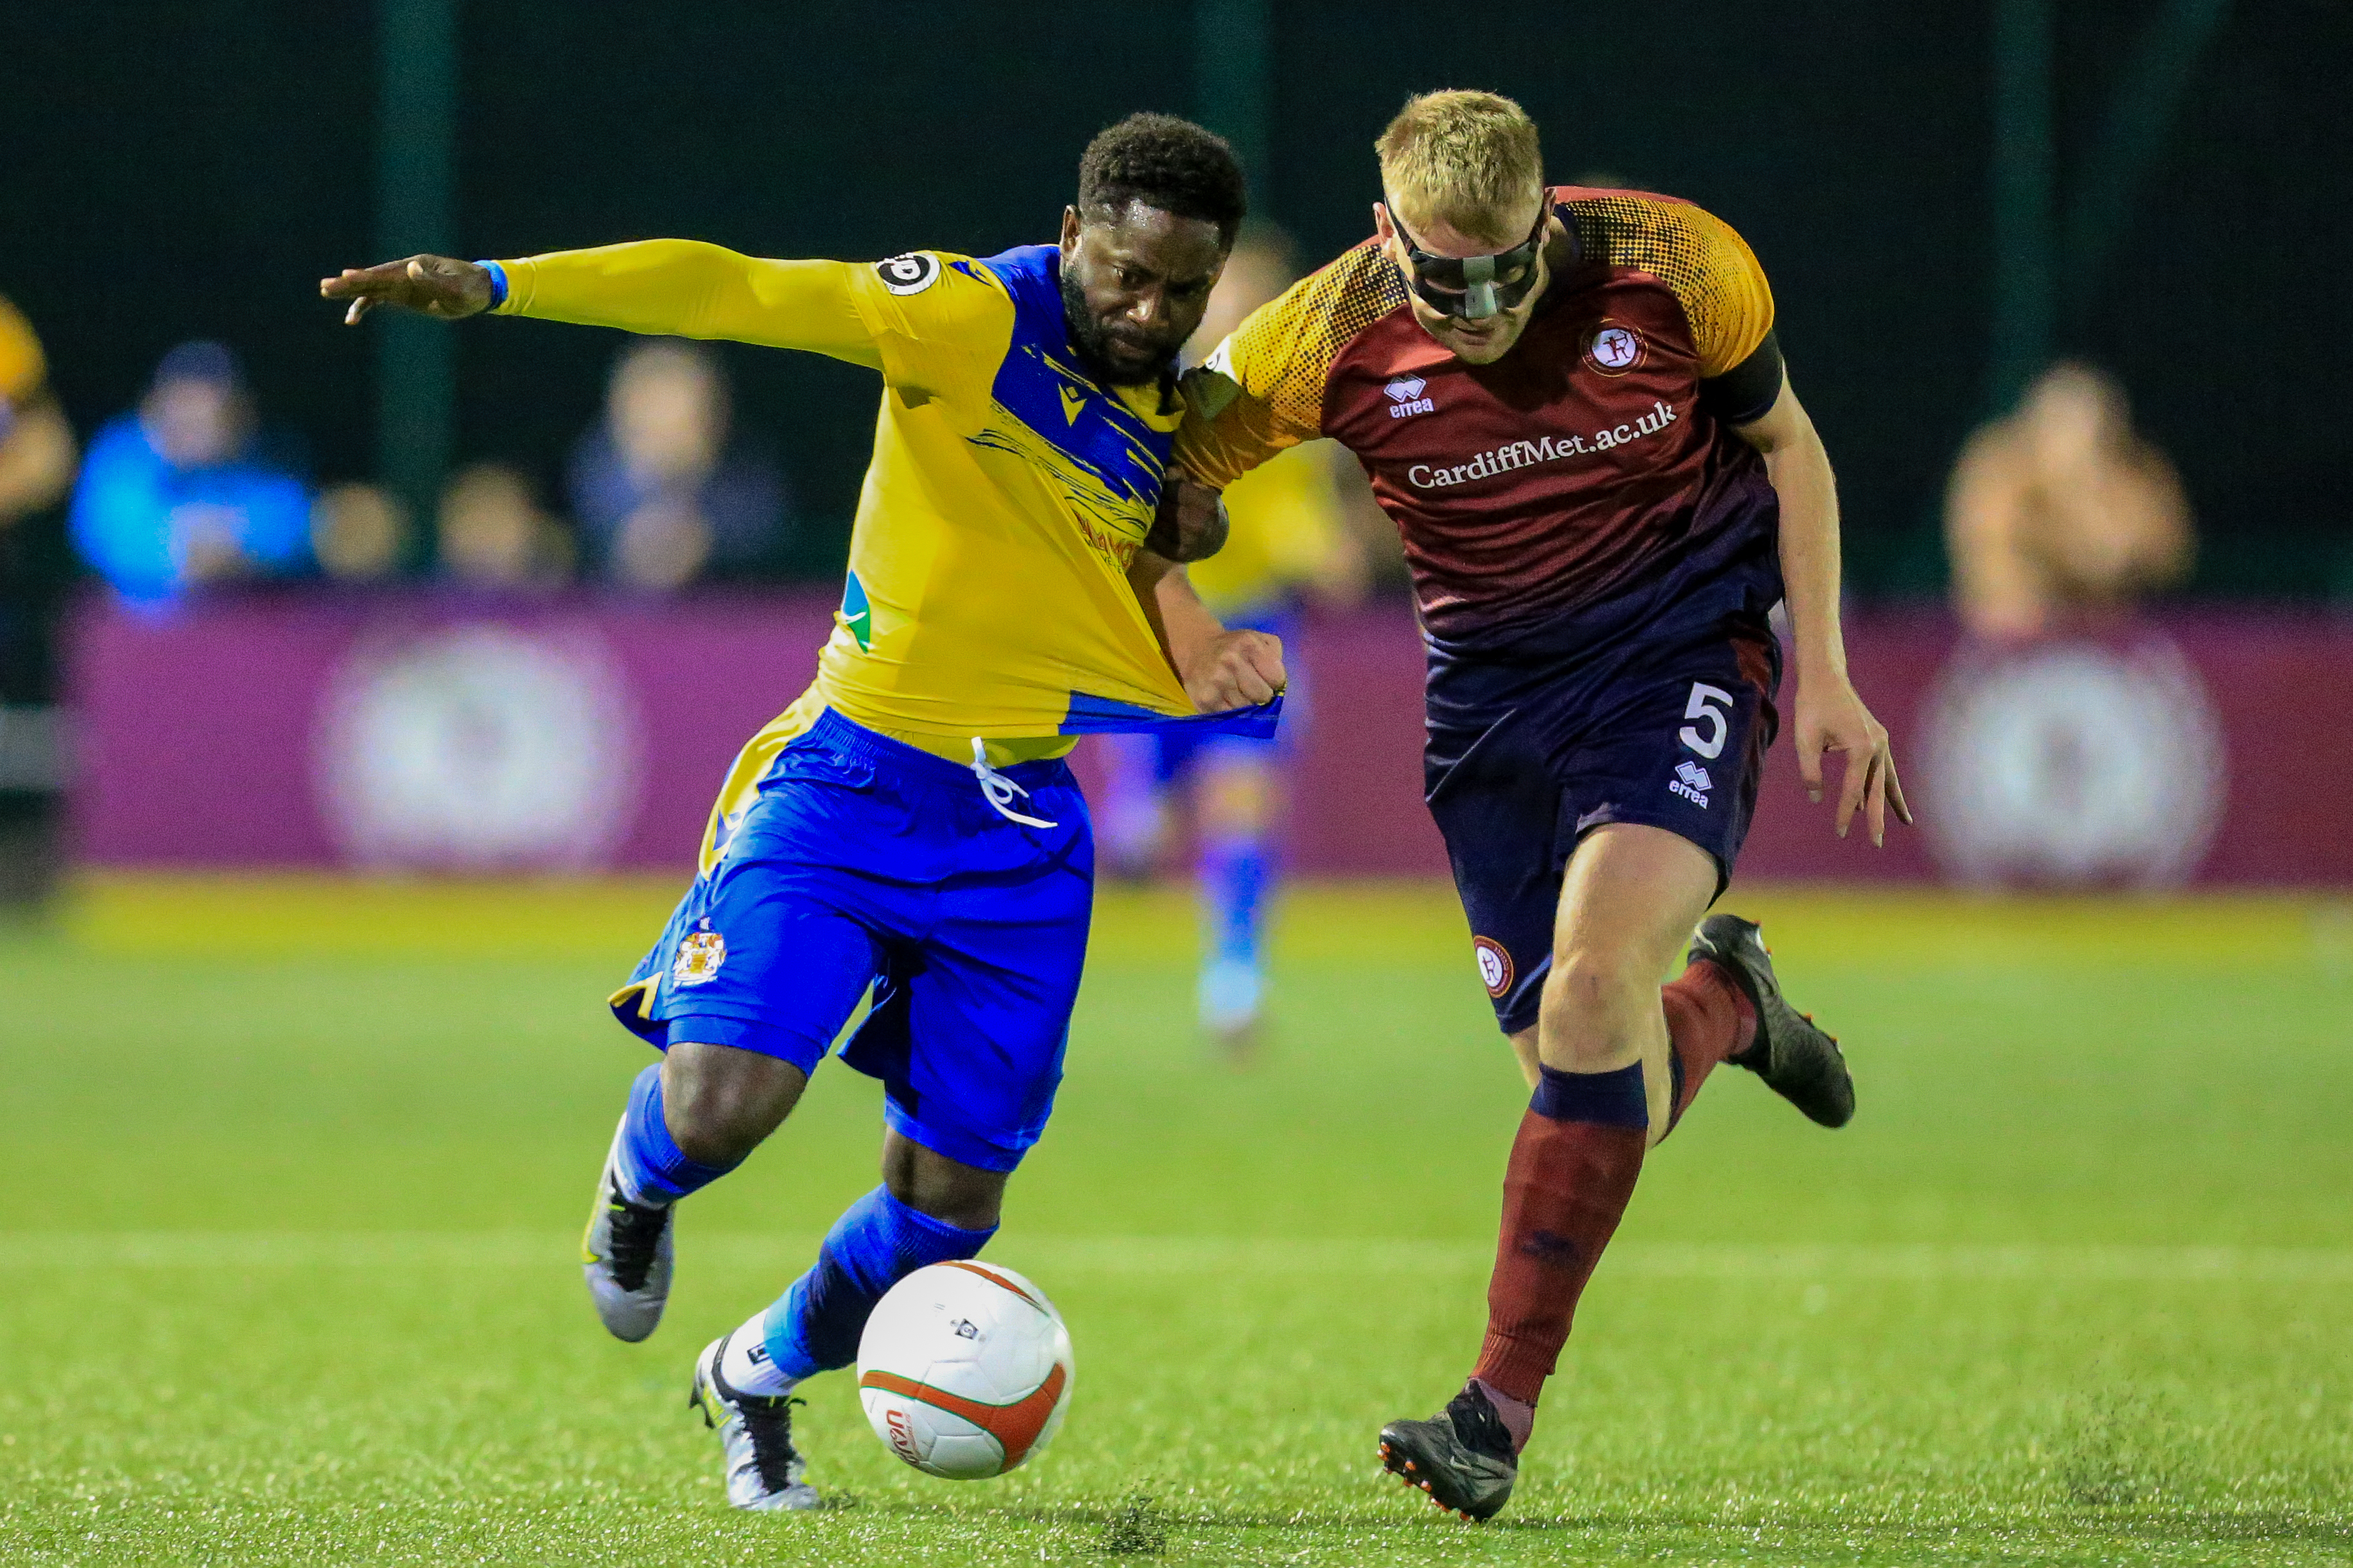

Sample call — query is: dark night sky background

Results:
[3,0,2346,598]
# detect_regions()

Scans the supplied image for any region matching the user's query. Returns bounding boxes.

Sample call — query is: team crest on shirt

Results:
[672,929,727,987]
[1473,936,1514,998]
[875,252,941,295]
[1584,320,1644,376]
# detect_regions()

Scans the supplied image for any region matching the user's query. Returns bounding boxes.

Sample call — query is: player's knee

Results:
[1540,947,1653,1061]
[661,1045,805,1167]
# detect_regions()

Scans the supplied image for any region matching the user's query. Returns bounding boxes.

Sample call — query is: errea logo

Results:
[1385,375,1434,418]
[1670,759,1713,807]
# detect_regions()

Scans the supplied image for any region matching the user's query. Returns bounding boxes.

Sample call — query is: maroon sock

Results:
[1660,959,1756,1131]
[1472,1064,1648,1415]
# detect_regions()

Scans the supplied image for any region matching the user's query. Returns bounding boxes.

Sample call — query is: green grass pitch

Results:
[4,876,2350,1565]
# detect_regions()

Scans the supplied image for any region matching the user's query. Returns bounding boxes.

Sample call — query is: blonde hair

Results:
[1376,90,1545,246]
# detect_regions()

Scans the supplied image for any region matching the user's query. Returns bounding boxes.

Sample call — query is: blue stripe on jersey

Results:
[1061,690,1283,739]
[973,245,1172,507]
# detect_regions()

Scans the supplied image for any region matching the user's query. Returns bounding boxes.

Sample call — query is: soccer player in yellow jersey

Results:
[1178,92,1907,1520]
[1097,228,1368,1051]
[324,114,1283,1509]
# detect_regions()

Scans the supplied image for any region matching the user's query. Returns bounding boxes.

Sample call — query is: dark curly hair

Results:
[1077,113,1247,245]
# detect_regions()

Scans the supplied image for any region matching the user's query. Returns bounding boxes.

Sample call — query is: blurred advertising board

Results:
[65,596,2353,886]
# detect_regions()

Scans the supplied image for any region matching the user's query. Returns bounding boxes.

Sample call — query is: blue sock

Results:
[761,1186,996,1381]
[612,1062,736,1205]
[1198,831,1269,1026]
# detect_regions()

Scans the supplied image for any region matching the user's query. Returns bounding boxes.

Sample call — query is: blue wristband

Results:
[476,259,509,311]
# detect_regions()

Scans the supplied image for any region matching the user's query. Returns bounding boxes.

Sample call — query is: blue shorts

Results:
[1424,612,1781,1036]
[609,709,1093,1173]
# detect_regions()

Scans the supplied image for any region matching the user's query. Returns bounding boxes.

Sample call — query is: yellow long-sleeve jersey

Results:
[494,239,1213,793]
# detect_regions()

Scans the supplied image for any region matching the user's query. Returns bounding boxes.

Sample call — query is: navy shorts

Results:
[609,709,1093,1173]
[1424,616,1780,1035]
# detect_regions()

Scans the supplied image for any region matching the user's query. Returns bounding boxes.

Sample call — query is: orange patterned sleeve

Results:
[1177,244,1408,490]
[1560,194,1775,379]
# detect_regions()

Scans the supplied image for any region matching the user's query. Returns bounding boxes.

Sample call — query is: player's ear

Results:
[1059,206,1082,255]
[1371,202,1394,243]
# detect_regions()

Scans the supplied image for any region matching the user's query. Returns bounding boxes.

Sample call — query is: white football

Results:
[856,1260,1074,1480]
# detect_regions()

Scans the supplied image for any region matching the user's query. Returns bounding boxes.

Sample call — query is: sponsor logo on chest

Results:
[1405,399,1681,489]
[1385,375,1434,418]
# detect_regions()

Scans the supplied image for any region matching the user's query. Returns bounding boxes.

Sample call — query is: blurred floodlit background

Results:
[0,1,2346,894]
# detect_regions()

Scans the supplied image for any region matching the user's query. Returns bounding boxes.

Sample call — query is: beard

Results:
[1058,266,1176,388]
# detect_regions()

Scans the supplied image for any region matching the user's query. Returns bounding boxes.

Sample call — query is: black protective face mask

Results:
[1389,203,1549,320]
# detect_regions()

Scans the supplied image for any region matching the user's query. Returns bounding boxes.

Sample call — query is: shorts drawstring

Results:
[969,739,1059,829]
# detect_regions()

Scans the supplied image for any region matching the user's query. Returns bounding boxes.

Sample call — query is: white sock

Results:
[719,1307,799,1397]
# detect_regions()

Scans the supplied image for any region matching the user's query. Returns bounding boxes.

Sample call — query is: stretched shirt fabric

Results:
[1179,187,1784,650]
[495,239,1274,797]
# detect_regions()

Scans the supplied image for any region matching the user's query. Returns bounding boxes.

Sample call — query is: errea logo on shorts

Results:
[1670,759,1713,807]
[1385,375,1434,418]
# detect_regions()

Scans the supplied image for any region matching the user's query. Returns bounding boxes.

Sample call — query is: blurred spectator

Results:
[568,341,789,591]
[437,461,570,591]
[1947,361,2192,641]
[0,295,77,533]
[311,482,411,584]
[68,341,310,611]
[0,292,77,906]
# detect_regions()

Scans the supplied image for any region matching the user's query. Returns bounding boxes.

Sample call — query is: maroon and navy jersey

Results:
[1179,187,1785,649]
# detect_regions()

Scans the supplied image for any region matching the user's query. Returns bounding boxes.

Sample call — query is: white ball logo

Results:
[1920,637,2225,888]
[317,623,641,871]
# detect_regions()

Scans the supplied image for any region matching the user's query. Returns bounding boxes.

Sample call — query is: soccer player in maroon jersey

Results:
[1178,90,1908,1520]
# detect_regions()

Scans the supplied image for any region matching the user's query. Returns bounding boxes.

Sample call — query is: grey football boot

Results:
[580,1116,674,1341]
[690,1332,821,1511]
[1379,1381,1519,1521]
[1689,912,1855,1128]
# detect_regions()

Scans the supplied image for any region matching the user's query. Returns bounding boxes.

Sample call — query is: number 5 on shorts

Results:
[1679,683,1733,760]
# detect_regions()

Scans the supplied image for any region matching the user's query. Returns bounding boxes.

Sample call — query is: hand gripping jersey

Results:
[496,239,1272,750]
[1178,188,1785,650]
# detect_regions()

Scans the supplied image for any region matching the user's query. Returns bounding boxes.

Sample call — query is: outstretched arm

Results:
[320,243,884,369]
[1736,373,1910,847]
